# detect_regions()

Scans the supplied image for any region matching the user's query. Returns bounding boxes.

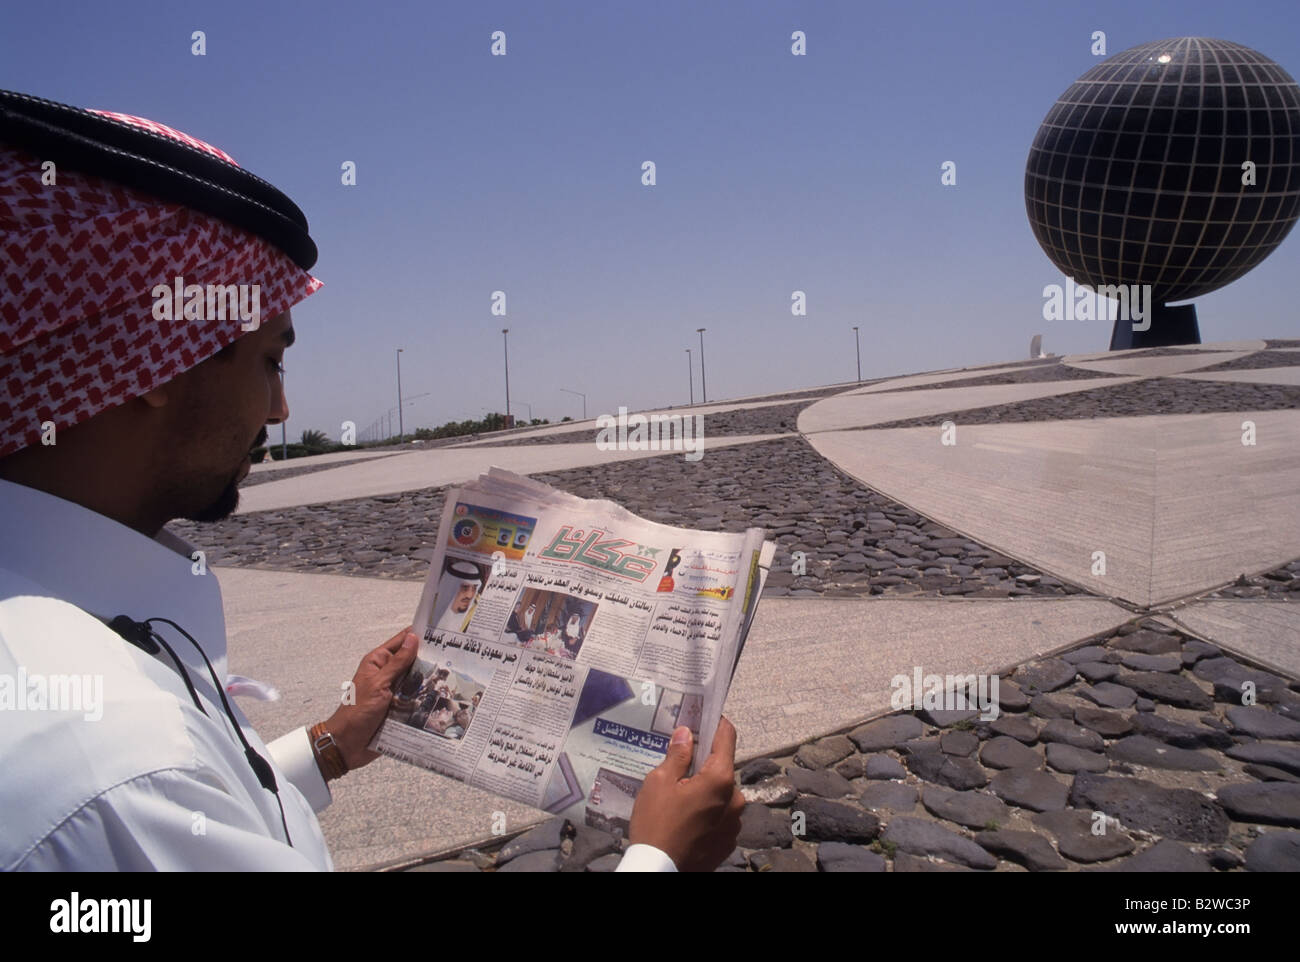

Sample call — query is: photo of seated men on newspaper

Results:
[504,588,596,660]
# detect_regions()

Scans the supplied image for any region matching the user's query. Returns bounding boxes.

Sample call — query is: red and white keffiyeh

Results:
[0,111,322,458]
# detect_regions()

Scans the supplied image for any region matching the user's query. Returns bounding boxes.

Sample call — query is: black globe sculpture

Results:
[1025,37,1300,349]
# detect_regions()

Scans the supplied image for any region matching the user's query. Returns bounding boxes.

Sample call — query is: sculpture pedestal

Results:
[1110,303,1200,350]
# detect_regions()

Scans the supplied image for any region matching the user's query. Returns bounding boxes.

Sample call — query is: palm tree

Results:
[300,428,329,451]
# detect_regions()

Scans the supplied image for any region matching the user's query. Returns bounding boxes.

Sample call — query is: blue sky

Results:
[3,0,1298,437]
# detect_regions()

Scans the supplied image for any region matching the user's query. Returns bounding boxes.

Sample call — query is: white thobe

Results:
[0,479,332,870]
[0,481,676,872]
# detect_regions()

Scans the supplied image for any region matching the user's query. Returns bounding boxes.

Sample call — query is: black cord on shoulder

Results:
[106,613,293,847]
[108,614,209,719]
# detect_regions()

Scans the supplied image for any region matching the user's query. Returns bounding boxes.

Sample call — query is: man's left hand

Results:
[322,626,419,772]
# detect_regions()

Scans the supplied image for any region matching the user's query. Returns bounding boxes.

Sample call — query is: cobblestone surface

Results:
[1194,351,1300,372]
[1114,347,1220,359]
[399,621,1300,872]
[173,437,1087,599]
[1209,559,1300,601]
[858,377,1300,430]
[472,401,807,446]
[876,362,1126,393]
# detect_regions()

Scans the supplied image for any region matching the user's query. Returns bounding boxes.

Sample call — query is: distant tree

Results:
[300,428,329,451]
[561,416,572,422]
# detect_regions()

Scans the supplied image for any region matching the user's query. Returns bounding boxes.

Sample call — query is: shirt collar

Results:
[0,478,229,671]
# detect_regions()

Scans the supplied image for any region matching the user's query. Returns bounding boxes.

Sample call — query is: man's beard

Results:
[184,477,241,523]
[183,427,267,523]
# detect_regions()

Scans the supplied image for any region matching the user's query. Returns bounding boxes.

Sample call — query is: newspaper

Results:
[370,467,775,837]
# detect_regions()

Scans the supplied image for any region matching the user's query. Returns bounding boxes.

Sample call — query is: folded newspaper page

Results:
[371,467,775,837]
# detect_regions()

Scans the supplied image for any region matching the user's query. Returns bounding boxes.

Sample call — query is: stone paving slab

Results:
[1169,340,1270,352]
[1151,412,1300,604]
[845,366,1031,396]
[720,381,873,403]
[1063,352,1243,377]
[449,418,601,445]
[873,363,1125,394]
[475,402,808,446]
[806,411,1300,607]
[1174,366,1300,387]
[248,446,415,474]
[242,452,407,488]
[452,399,803,446]
[237,434,784,513]
[798,378,1138,433]
[1063,348,1150,363]
[1172,601,1300,680]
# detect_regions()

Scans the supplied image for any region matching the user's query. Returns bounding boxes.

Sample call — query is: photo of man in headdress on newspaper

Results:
[430,558,489,635]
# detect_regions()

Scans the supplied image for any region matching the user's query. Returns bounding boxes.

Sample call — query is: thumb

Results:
[375,631,419,689]
[655,727,694,782]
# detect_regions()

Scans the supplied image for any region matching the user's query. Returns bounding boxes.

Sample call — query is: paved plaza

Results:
[178,340,1300,871]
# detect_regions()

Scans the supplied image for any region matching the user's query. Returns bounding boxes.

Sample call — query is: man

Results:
[454,691,481,731]
[504,599,538,644]
[0,91,743,872]
[561,611,586,658]
[433,561,484,634]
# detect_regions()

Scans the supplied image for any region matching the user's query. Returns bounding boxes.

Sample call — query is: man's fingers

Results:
[372,630,419,688]
[363,626,416,668]
[378,625,416,657]
[694,717,739,799]
[701,715,737,773]
[364,631,418,686]
[727,784,745,819]
[710,716,737,759]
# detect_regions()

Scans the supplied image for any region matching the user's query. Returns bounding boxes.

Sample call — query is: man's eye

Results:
[269,358,286,375]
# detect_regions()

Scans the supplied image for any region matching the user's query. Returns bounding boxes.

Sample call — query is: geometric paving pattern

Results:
[806,411,1300,608]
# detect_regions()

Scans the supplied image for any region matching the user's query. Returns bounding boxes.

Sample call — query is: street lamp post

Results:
[281,368,288,460]
[696,328,707,403]
[502,328,511,425]
[560,388,586,419]
[396,348,404,439]
[852,326,861,382]
[516,400,533,422]
[686,349,693,405]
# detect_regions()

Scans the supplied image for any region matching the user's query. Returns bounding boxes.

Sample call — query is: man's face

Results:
[452,581,478,613]
[156,311,293,523]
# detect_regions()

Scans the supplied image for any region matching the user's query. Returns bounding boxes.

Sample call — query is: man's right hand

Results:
[627,716,744,872]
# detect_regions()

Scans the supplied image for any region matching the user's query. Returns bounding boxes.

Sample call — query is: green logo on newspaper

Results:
[538,526,658,583]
